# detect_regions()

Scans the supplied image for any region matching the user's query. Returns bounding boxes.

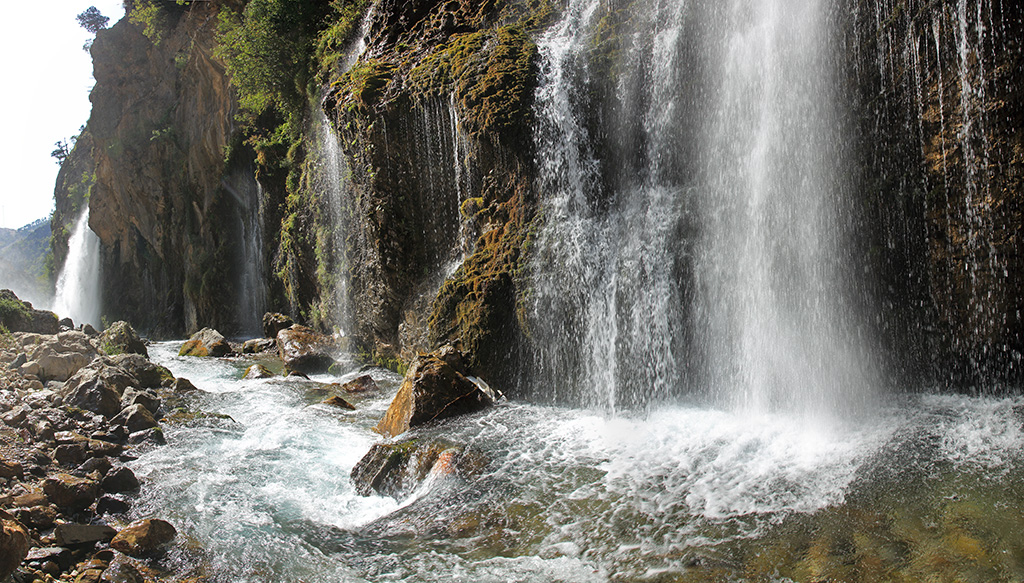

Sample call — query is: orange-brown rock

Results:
[374,349,497,438]
[110,518,177,557]
[0,509,30,579]
[276,325,337,374]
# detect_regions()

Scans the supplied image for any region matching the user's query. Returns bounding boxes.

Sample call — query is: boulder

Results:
[242,364,274,379]
[120,388,161,415]
[108,354,171,388]
[62,374,123,418]
[242,337,276,354]
[169,377,199,392]
[101,466,140,493]
[128,427,166,446]
[323,395,355,410]
[20,330,99,382]
[98,321,148,357]
[64,361,140,398]
[178,327,231,357]
[341,374,378,393]
[111,404,159,433]
[53,443,90,466]
[0,509,31,580]
[374,348,498,438]
[100,558,145,583]
[276,325,337,374]
[262,312,294,338]
[110,518,176,557]
[0,459,23,479]
[43,473,99,509]
[351,438,485,498]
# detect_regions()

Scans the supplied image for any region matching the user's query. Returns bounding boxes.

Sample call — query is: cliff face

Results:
[52,0,1024,393]
[54,0,263,336]
[849,0,1024,387]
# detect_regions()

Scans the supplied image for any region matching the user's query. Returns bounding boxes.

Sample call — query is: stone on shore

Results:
[276,325,337,374]
[0,509,31,580]
[110,518,176,557]
[179,327,232,357]
[98,321,148,357]
[108,353,171,388]
[242,337,276,354]
[54,523,117,545]
[111,404,159,434]
[43,473,99,510]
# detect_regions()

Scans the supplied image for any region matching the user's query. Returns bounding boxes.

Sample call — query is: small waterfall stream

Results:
[53,206,102,329]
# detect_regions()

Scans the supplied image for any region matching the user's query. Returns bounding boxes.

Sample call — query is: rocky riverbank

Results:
[0,293,189,583]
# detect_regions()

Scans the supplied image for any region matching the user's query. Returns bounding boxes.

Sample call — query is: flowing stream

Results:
[133,343,1024,582]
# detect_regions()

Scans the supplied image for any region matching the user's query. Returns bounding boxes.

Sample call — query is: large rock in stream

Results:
[179,327,232,357]
[374,346,499,438]
[276,325,337,374]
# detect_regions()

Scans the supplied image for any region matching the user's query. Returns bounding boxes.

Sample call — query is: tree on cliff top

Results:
[77,6,110,34]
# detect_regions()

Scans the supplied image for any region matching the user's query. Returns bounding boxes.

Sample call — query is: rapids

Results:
[129,342,1024,582]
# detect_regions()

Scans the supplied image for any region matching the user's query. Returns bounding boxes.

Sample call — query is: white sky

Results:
[0,1,125,229]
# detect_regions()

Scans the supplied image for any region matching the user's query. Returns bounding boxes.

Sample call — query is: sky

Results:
[0,1,125,229]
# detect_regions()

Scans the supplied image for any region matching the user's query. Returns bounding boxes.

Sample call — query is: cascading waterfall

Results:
[530,0,874,414]
[54,206,102,329]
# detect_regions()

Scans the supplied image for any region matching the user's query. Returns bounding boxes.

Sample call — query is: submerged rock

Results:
[98,321,148,357]
[110,518,176,557]
[276,325,337,374]
[374,347,499,438]
[323,395,355,410]
[179,328,232,357]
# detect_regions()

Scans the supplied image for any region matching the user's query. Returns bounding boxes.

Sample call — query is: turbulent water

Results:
[134,343,1024,582]
[53,207,102,329]
[528,0,875,415]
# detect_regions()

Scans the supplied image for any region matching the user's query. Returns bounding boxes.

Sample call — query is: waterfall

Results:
[236,180,267,336]
[54,206,102,329]
[530,0,874,415]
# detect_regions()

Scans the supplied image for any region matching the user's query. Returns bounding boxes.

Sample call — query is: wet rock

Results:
[351,438,485,498]
[55,523,118,545]
[110,518,176,557]
[178,327,231,357]
[43,473,99,509]
[25,546,72,570]
[101,466,139,493]
[341,374,379,393]
[127,427,165,446]
[96,495,131,515]
[111,404,158,434]
[243,364,274,379]
[1,404,29,426]
[79,456,114,475]
[98,321,148,357]
[100,559,144,583]
[76,567,107,583]
[0,509,31,579]
[119,388,160,415]
[88,439,124,458]
[169,377,199,392]
[242,337,276,354]
[277,325,337,374]
[374,348,498,438]
[108,354,170,388]
[262,312,294,338]
[323,395,355,410]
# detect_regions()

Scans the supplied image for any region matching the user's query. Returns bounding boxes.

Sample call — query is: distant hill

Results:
[0,217,53,308]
